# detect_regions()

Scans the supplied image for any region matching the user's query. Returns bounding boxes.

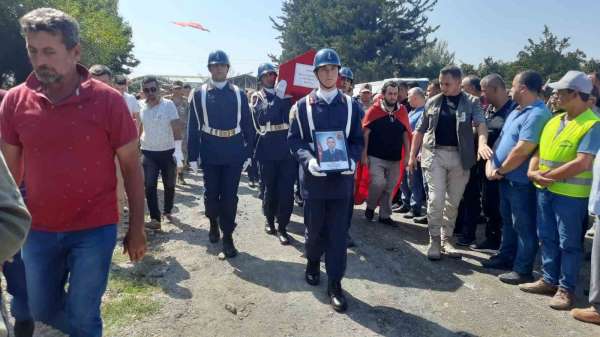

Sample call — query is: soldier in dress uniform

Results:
[288,48,364,312]
[187,50,254,259]
[250,63,295,245]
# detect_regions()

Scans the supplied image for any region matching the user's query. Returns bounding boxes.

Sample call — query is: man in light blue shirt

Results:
[482,70,552,286]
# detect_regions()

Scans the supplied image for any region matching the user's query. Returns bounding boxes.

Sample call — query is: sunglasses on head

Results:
[143,87,158,93]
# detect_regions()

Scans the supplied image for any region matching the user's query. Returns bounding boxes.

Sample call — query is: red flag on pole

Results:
[172,21,210,32]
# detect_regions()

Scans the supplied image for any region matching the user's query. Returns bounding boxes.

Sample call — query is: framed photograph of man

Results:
[313,130,350,173]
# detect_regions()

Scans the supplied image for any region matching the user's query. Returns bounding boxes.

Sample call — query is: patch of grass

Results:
[102,251,162,334]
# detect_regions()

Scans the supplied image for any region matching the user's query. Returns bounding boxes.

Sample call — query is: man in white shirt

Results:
[114,74,141,126]
[139,76,184,230]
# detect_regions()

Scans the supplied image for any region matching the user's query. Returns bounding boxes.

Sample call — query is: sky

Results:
[119,0,600,78]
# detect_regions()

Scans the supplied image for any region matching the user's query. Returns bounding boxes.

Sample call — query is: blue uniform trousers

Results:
[304,198,351,282]
[202,162,243,235]
[260,158,296,227]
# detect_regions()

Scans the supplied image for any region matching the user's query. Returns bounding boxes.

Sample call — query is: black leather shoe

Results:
[209,218,220,243]
[305,260,320,286]
[378,217,398,227]
[470,239,500,252]
[327,280,348,312]
[278,230,290,245]
[265,219,276,235]
[393,205,410,214]
[498,271,534,285]
[222,234,238,258]
[14,319,35,337]
[364,208,374,221]
[481,256,513,270]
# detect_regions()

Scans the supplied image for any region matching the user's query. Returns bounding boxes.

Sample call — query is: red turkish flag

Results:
[172,21,210,32]
[277,49,318,103]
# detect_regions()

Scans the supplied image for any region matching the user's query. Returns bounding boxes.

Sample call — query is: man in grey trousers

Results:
[571,149,600,325]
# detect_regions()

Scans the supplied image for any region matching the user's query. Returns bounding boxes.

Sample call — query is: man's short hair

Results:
[172,80,184,89]
[19,8,80,49]
[429,79,440,89]
[113,74,127,85]
[517,70,544,94]
[142,76,159,86]
[481,73,506,90]
[381,80,399,94]
[89,65,112,78]
[408,87,425,99]
[464,75,481,92]
[397,81,409,90]
[440,65,462,80]
[327,137,335,142]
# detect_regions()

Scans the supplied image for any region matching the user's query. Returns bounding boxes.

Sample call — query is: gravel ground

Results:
[3,170,600,337]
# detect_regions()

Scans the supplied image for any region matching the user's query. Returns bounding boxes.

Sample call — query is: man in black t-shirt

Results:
[363,81,411,226]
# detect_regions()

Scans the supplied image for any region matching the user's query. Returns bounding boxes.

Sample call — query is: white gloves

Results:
[242,158,252,171]
[307,158,326,177]
[190,161,199,173]
[275,80,287,99]
[341,159,356,175]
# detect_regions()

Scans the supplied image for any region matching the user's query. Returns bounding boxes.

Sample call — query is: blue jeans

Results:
[22,225,117,337]
[497,180,538,275]
[537,189,588,292]
[408,164,425,214]
[401,166,425,214]
[2,252,32,322]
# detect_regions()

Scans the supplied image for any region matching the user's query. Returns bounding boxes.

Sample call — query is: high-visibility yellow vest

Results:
[538,109,599,198]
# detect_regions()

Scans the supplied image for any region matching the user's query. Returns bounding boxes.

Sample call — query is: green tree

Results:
[0,0,138,87]
[511,25,586,81]
[271,0,438,82]
[409,40,455,79]
[476,57,512,80]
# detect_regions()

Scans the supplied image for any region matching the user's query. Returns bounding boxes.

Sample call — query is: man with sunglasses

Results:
[188,50,254,259]
[521,71,600,310]
[139,77,184,231]
[251,63,294,245]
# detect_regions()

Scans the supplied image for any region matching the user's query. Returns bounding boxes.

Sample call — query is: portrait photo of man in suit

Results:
[321,137,348,162]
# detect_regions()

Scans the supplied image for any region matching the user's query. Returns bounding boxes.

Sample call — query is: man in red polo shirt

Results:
[0,8,146,337]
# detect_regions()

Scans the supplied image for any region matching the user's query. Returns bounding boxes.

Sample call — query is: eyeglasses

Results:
[143,87,158,93]
[115,81,126,86]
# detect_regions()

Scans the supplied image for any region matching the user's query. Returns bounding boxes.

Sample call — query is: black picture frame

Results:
[312,129,351,173]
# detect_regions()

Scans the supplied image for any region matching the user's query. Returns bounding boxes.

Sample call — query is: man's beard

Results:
[383,98,397,108]
[35,66,63,84]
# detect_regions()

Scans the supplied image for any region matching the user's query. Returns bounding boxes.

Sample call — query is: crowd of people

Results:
[0,7,599,337]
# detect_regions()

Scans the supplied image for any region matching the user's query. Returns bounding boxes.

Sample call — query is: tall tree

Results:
[409,40,454,79]
[0,0,138,87]
[271,0,438,82]
[511,25,586,81]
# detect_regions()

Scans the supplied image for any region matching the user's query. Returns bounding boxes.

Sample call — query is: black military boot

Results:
[327,279,348,312]
[277,223,290,245]
[208,218,220,243]
[265,216,276,235]
[222,233,238,258]
[305,259,320,286]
